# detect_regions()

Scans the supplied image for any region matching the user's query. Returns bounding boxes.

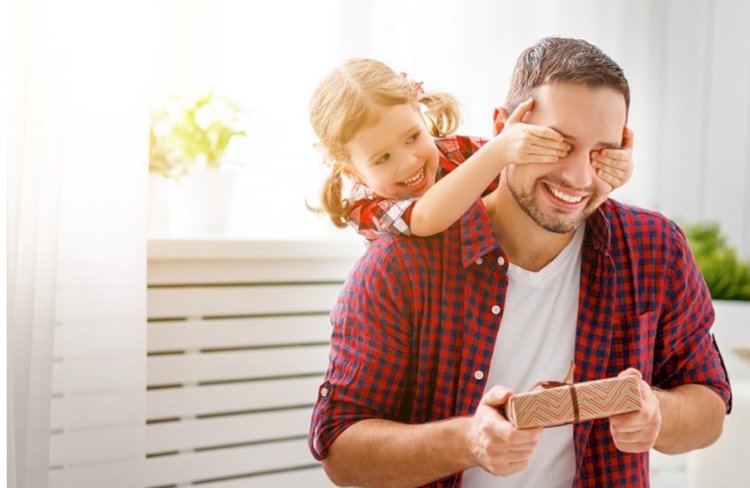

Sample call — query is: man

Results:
[309,37,731,487]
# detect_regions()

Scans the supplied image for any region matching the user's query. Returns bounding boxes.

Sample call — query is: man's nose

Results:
[559,149,595,189]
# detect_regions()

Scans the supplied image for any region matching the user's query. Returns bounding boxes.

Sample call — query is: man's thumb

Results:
[482,386,513,406]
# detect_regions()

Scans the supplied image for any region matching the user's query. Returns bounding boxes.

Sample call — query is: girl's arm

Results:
[409,98,567,236]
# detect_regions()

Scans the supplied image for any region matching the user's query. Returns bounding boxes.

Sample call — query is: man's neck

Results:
[482,185,577,273]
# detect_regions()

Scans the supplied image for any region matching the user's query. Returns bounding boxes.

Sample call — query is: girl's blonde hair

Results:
[310,58,461,228]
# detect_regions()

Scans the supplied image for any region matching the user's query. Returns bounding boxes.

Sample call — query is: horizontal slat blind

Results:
[195,465,333,487]
[146,376,322,420]
[147,315,331,351]
[145,240,362,487]
[147,345,330,386]
[144,438,315,486]
[145,408,311,454]
[147,284,343,319]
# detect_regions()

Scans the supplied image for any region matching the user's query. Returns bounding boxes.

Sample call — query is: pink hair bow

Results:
[400,72,424,100]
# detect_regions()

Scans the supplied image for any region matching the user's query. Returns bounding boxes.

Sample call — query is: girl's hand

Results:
[592,127,634,191]
[494,98,571,165]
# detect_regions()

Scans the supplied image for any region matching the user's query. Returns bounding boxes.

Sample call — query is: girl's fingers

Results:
[527,139,570,155]
[593,162,625,179]
[519,154,559,164]
[595,166,626,189]
[596,169,618,190]
[528,146,568,157]
[622,126,634,149]
[533,155,560,163]
[599,148,630,164]
[526,125,566,142]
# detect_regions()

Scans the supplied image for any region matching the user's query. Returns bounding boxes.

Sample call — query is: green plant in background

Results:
[150,91,246,179]
[684,222,750,301]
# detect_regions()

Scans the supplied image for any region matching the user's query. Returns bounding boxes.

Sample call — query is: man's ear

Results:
[493,107,509,136]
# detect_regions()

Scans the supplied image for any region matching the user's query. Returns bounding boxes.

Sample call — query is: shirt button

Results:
[491,305,501,315]
[497,256,505,266]
[475,258,483,265]
[474,370,484,380]
[320,387,329,397]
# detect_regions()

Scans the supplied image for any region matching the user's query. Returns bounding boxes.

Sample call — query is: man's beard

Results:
[507,173,599,234]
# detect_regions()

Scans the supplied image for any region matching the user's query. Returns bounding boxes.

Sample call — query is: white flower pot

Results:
[148,173,172,236]
[167,167,237,236]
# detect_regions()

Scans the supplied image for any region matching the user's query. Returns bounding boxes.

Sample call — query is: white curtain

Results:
[9,1,152,486]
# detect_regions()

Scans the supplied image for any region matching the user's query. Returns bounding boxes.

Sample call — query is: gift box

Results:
[503,375,643,429]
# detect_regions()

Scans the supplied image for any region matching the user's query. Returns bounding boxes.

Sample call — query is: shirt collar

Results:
[459,199,499,268]
[584,201,613,254]
[458,198,614,268]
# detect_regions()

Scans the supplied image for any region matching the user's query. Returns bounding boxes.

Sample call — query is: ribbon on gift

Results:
[529,362,580,423]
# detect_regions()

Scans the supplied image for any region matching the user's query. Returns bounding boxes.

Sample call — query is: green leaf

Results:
[148,91,247,175]
[685,222,750,301]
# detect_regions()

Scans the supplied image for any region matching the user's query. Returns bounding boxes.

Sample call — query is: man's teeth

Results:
[401,168,425,186]
[548,185,584,203]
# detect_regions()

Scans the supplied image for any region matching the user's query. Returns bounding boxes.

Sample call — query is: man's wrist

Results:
[434,416,477,473]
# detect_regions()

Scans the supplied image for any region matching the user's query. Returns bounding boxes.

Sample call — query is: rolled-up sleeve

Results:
[653,222,732,413]
[309,239,413,460]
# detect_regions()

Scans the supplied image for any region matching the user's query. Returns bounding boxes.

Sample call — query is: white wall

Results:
[151,0,750,257]
[654,0,750,258]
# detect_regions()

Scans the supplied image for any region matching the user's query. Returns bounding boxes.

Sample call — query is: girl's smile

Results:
[346,103,440,200]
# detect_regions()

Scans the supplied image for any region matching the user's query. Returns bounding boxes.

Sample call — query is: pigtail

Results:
[316,167,353,228]
[418,90,461,137]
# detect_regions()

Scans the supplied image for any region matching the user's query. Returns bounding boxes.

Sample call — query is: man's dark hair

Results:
[506,37,630,115]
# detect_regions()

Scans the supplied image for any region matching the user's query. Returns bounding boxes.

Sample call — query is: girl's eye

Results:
[406,132,420,143]
[375,153,390,165]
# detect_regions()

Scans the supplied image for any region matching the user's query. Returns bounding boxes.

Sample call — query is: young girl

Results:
[310,58,633,241]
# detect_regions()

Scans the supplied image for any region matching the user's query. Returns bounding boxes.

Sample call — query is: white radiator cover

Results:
[144,239,363,487]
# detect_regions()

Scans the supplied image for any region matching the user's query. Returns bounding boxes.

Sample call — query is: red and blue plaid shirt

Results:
[310,190,732,486]
[347,135,492,241]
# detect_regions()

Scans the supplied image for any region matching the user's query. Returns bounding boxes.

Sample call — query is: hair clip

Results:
[400,72,424,100]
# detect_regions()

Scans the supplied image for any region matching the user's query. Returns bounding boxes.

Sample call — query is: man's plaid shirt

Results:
[311,181,731,487]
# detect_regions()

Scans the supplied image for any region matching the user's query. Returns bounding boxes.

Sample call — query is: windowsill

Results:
[147,237,366,260]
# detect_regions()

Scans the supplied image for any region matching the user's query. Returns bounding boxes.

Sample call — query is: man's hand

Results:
[608,368,662,453]
[467,385,544,476]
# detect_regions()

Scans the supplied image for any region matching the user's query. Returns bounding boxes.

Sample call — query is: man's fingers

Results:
[507,98,535,124]
[610,413,648,432]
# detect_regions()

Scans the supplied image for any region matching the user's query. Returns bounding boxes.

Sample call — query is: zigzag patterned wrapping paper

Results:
[503,375,643,429]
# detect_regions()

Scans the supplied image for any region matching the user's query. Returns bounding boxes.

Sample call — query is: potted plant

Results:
[149,91,246,234]
[684,222,750,373]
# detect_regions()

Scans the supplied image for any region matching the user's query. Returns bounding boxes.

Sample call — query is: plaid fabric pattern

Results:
[310,199,731,487]
[347,135,490,241]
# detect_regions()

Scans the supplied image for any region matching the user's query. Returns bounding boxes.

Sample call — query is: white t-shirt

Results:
[462,225,584,488]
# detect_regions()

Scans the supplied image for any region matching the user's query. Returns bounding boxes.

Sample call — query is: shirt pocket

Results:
[610,310,659,381]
